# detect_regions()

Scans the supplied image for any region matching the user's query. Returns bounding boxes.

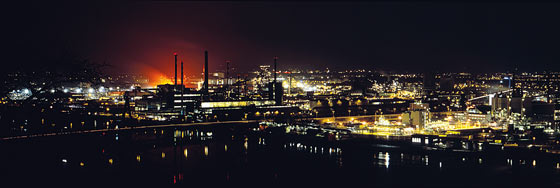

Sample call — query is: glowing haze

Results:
[6,1,560,78]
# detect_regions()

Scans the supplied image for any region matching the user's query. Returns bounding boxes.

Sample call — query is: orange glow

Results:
[141,66,174,87]
[152,72,174,87]
[141,62,199,88]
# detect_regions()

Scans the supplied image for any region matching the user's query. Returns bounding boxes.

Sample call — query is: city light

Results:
[3,2,560,186]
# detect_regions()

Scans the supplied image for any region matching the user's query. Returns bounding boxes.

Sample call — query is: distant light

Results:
[99,86,105,92]
[184,148,188,158]
[63,89,69,93]
[88,88,94,93]
[50,89,55,93]
[62,159,67,163]
[173,52,177,56]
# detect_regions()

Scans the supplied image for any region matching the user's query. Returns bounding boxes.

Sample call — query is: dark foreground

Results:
[1,123,560,187]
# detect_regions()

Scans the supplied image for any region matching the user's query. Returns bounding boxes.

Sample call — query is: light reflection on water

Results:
[2,123,560,187]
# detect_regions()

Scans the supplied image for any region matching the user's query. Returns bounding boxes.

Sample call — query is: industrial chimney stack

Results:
[181,60,184,118]
[204,50,209,97]
[174,52,178,86]
[181,60,184,87]
[273,56,282,105]
[274,56,278,84]
[226,60,230,87]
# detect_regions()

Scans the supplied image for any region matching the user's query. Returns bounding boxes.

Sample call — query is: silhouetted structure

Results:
[204,50,209,100]
[181,60,184,118]
[174,52,177,86]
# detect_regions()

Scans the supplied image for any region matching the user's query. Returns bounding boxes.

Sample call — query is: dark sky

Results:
[4,1,560,78]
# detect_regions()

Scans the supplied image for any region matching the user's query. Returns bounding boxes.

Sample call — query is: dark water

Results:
[2,123,560,187]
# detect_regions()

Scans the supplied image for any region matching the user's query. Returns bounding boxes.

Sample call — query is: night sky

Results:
[4,1,560,78]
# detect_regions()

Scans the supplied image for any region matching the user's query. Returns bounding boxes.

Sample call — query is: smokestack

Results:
[204,50,209,95]
[273,56,278,101]
[274,56,278,84]
[174,52,178,86]
[237,74,240,98]
[181,60,184,118]
[226,60,230,87]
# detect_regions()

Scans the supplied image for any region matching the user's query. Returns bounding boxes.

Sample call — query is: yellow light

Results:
[136,155,141,162]
[108,158,113,165]
[161,152,166,159]
[184,149,188,158]
[204,146,208,156]
[80,162,85,166]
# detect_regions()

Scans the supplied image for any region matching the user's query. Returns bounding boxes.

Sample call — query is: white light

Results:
[88,88,94,93]
[99,87,105,92]
[63,89,69,93]
[22,89,29,94]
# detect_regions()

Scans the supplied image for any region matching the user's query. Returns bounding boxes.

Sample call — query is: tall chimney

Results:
[174,52,178,86]
[181,60,184,117]
[273,56,278,101]
[274,56,278,84]
[181,60,184,86]
[226,60,230,87]
[204,50,209,95]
